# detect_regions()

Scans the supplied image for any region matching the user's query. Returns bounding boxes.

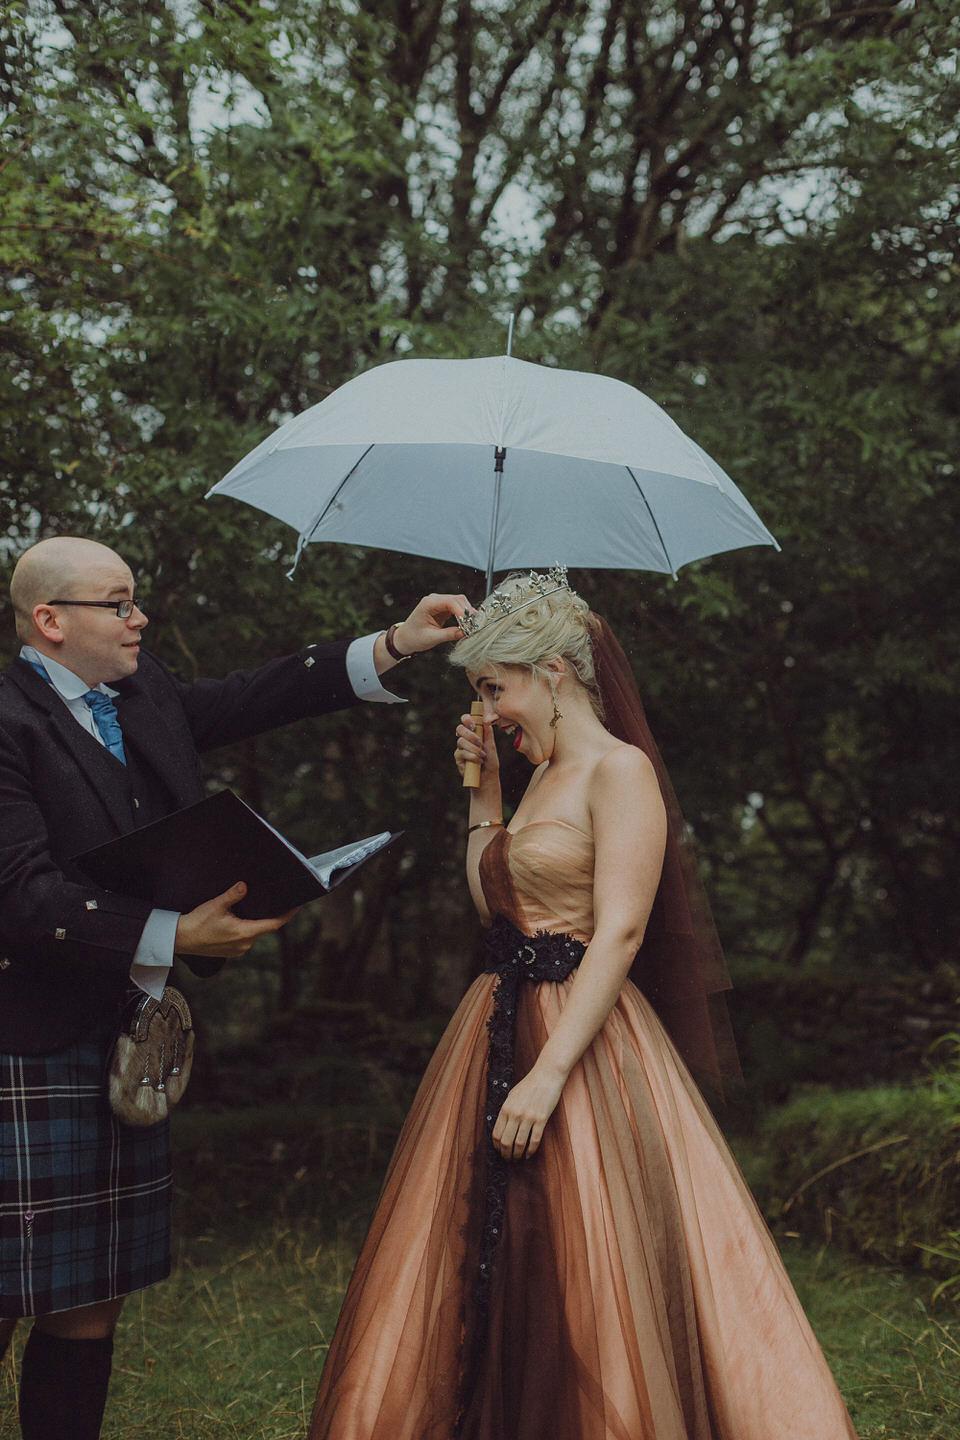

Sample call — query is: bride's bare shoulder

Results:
[590,742,661,804]
[595,740,656,780]
[590,746,665,839]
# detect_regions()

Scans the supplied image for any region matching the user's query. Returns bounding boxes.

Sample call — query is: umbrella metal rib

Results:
[486,447,507,593]
[286,443,375,577]
[625,466,677,579]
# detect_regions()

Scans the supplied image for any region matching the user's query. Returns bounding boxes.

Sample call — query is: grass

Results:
[102,1226,346,1439]
[2,1224,959,1438]
[783,1243,960,1440]
[3,1096,960,1437]
[0,1224,351,1440]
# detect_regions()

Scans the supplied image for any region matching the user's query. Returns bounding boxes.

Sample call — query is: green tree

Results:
[1,0,957,1054]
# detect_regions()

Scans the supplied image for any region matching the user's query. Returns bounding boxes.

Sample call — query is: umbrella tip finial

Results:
[506,313,514,357]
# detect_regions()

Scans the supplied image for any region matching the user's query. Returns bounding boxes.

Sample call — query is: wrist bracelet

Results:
[468,819,504,833]
[384,624,410,662]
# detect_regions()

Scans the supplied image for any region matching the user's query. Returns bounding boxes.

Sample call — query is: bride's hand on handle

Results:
[454,713,500,785]
[457,709,502,922]
[492,1063,566,1161]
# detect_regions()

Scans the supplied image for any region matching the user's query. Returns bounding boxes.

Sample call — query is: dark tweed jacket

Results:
[0,642,360,1054]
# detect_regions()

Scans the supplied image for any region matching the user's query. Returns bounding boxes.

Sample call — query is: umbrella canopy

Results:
[207,356,778,587]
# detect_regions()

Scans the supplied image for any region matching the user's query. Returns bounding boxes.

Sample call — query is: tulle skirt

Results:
[309,973,857,1440]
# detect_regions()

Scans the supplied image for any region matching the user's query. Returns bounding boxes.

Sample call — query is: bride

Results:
[309,569,857,1440]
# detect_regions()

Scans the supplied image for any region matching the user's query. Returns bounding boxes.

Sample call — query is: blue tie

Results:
[83,689,126,764]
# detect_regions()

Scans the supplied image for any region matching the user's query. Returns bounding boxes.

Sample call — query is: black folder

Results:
[73,789,399,920]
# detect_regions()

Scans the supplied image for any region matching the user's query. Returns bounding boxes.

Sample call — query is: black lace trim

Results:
[456,915,585,1433]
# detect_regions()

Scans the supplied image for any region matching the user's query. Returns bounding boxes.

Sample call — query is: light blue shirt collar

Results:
[20,645,118,700]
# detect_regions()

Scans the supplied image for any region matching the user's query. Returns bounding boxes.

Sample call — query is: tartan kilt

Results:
[0,1035,172,1317]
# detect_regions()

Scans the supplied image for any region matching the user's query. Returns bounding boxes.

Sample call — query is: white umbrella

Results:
[207,355,778,589]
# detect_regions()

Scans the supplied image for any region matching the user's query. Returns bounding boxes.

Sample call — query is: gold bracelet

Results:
[468,819,503,833]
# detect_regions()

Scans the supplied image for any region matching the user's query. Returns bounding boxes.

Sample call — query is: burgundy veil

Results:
[590,615,741,1099]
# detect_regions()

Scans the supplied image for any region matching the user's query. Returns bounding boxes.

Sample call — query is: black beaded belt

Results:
[462,916,585,1403]
[480,914,586,1140]
[482,911,587,979]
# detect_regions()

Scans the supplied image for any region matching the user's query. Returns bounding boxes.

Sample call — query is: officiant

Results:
[0,534,469,1440]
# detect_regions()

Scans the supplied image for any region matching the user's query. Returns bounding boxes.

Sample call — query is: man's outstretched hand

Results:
[377,592,474,668]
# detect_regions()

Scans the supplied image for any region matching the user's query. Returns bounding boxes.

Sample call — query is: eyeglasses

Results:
[46,598,146,619]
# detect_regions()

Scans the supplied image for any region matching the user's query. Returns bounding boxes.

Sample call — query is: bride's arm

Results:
[491,746,666,1160]
[454,712,502,922]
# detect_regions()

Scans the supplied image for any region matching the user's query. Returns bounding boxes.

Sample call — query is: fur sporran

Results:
[108,986,195,1127]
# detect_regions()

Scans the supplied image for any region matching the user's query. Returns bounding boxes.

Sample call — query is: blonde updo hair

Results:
[450,572,603,716]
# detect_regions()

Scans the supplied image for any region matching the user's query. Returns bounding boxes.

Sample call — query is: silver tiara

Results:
[457,566,569,637]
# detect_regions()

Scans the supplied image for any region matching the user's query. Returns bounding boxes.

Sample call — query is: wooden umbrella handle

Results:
[462,700,485,789]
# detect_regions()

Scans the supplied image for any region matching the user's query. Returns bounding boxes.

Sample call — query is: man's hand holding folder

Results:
[73,790,399,959]
[172,879,300,959]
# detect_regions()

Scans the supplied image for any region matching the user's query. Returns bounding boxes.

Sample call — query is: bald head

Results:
[10,538,131,643]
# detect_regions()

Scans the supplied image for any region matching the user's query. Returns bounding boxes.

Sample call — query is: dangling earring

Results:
[548,675,563,729]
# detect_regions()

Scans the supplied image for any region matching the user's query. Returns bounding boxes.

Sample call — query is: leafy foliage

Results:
[742,1039,960,1274]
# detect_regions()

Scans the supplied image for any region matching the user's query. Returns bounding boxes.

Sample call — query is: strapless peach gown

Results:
[309,823,857,1440]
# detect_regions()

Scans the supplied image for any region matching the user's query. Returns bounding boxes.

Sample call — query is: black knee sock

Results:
[19,1328,114,1440]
